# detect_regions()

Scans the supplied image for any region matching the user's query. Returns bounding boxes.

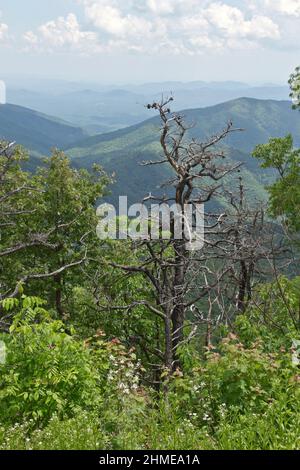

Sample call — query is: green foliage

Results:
[0,412,109,451]
[169,337,298,425]
[0,143,39,295]
[0,104,86,155]
[0,296,101,425]
[0,297,299,450]
[203,337,297,415]
[103,399,209,451]
[0,402,210,451]
[161,286,300,450]
[0,145,109,319]
[253,135,300,231]
[235,277,300,350]
[67,98,300,206]
[2,84,300,450]
[215,400,300,450]
[252,134,296,173]
[68,239,165,380]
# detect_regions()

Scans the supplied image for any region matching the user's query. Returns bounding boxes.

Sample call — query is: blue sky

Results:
[0,0,299,84]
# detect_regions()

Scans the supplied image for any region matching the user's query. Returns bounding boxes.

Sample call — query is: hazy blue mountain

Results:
[0,103,87,156]
[6,87,152,135]
[67,98,299,204]
[2,96,297,207]
[6,79,289,135]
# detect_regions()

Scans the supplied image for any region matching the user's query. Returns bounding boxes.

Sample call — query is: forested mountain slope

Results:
[67,98,299,203]
[0,103,87,156]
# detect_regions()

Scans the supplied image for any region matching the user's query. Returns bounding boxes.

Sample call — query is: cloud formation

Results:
[0,11,8,42]
[24,13,99,53]
[22,1,298,55]
[265,0,300,17]
[0,23,8,41]
[204,3,279,39]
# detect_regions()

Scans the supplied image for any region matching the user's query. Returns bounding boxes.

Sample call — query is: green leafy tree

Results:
[0,142,41,302]
[28,151,109,317]
[0,145,109,323]
[252,68,300,232]
[252,134,300,231]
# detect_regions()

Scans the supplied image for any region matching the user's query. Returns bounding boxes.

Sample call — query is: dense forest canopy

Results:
[0,69,299,451]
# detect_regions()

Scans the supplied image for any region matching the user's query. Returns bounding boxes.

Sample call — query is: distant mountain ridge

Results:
[69,98,300,153]
[0,103,87,156]
[6,80,289,135]
[1,97,298,207]
[66,98,299,204]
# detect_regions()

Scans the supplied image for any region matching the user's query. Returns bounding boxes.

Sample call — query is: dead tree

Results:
[213,177,289,325]
[104,98,243,378]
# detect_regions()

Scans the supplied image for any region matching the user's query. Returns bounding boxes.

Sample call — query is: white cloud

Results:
[23,31,38,45]
[145,0,202,15]
[80,0,281,52]
[146,0,175,15]
[180,14,210,33]
[22,1,285,55]
[265,0,300,17]
[205,3,280,39]
[24,13,100,52]
[84,4,152,38]
[0,23,8,41]
[145,0,198,15]
[189,34,224,50]
[0,11,8,42]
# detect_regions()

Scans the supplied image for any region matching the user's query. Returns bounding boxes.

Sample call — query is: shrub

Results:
[0,297,101,425]
[215,398,300,450]
[0,411,109,450]
[167,334,299,432]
